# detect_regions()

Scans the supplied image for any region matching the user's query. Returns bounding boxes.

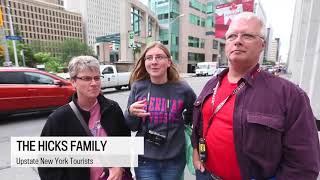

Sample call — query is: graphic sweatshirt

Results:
[124,79,196,160]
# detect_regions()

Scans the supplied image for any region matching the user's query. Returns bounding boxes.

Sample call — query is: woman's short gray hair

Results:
[68,56,100,79]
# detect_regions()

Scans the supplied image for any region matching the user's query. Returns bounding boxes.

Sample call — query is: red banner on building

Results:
[215,0,254,38]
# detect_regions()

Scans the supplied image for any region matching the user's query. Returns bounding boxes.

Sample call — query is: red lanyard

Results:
[204,81,245,138]
[204,67,261,138]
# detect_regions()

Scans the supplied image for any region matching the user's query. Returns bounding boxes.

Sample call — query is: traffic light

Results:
[0,45,4,57]
[0,7,3,28]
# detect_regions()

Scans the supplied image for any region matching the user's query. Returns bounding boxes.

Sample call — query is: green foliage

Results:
[2,38,94,73]
[60,38,94,64]
[5,40,35,67]
[34,52,63,72]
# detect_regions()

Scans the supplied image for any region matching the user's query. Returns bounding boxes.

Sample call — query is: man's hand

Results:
[107,167,124,180]
[193,148,205,172]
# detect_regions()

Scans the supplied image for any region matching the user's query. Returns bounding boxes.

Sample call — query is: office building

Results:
[64,0,120,50]
[148,0,267,73]
[0,0,83,54]
[268,38,280,63]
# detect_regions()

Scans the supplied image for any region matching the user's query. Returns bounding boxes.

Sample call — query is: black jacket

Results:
[38,94,131,180]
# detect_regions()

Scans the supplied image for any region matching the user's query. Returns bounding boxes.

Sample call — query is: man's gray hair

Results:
[68,56,100,79]
[229,12,266,38]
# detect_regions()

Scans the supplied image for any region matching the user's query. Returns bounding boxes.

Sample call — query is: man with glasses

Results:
[192,12,320,180]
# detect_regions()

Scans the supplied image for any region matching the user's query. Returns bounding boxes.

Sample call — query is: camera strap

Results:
[69,101,93,136]
[144,82,170,139]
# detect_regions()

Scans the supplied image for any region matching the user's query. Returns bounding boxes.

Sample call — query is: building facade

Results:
[268,37,280,63]
[0,0,83,54]
[148,0,267,73]
[287,0,320,121]
[119,0,159,64]
[64,0,120,50]
[149,0,228,73]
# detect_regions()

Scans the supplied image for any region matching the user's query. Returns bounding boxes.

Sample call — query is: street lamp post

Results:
[168,13,184,59]
[7,5,19,67]
[20,49,26,67]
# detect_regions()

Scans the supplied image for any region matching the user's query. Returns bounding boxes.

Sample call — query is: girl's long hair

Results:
[129,41,180,84]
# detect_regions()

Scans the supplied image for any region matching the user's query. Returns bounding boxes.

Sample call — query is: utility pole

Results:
[20,49,25,66]
[7,5,19,67]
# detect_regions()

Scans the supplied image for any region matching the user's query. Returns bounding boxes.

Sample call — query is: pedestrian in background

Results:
[192,12,320,180]
[125,41,196,180]
[38,56,131,180]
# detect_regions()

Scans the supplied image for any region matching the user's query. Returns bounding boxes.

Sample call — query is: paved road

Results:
[0,76,319,179]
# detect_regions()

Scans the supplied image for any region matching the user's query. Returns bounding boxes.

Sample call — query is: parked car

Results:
[0,67,75,117]
[100,65,131,90]
[195,62,217,76]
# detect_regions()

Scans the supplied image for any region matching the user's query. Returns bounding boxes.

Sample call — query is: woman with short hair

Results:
[39,56,131,180]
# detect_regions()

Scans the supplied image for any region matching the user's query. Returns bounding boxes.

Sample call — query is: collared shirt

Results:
[192,64,320,180]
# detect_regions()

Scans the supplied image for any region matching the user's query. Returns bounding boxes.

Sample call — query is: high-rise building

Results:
[268,38,280,63]
[42,0,64,6]
[64,0,120,50]
[148,0,267,73]
[0,0,83,54]
[149,0,229,73]
[263,26,273,62]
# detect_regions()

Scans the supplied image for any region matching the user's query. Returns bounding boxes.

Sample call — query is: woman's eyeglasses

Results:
[144,55,168,62]
[74,76,102,82]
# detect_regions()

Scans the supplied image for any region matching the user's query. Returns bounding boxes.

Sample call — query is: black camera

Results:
[145,130,166,146]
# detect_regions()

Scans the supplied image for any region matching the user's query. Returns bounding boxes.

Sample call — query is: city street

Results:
[0,76,319,179]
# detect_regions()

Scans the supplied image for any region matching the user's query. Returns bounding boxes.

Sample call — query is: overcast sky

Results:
[139,0,296,61]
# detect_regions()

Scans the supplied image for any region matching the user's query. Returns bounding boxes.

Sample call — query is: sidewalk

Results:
[180,73,195,78]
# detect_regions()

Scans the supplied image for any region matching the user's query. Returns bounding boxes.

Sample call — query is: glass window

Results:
[102,67,114,74]
[213,40,219,49]
[148,17,153,37]
[188,52,205,62]
[189,14,205,27]
[24,72,54,85]
[0,72,25,84]
[188,36,205,48]
[206,16,214,27]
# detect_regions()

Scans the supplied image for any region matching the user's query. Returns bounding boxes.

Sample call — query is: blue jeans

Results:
[134,153,186,180]
[196,169,222,180]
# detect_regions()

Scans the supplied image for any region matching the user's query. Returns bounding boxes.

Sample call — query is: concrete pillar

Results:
[299,0,317,93]
[120,0,133,62]
[97,43,110,64]
[307,0,320,119]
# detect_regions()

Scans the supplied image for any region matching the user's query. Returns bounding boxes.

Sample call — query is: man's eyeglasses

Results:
[74,76,102,82]
[225,33,264,42]
[144,55,168,62]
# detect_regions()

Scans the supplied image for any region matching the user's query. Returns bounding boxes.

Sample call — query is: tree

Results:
[34,52,63,72]
[60,38,94,64]
[5,40,35,67]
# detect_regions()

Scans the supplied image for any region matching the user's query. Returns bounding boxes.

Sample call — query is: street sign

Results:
[5,35,22,41]
[129,31,134,47]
